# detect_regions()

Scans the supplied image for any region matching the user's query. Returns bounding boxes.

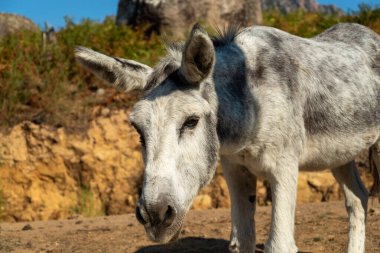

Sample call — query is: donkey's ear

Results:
[75,46,153,92]
[180,24,215,85]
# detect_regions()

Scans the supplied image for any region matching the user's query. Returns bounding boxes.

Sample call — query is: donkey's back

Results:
[314,23,380,60]
[235,23,380,170]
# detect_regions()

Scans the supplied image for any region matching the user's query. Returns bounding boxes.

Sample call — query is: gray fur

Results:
[76,23,380,253]
[75,46,153,92]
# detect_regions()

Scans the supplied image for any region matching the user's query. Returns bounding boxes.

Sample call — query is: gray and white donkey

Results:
[76,23,380,253]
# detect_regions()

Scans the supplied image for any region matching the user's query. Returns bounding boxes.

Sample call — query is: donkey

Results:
[75,23,380,253]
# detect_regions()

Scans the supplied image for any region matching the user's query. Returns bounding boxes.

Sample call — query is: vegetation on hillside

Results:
[264,3,380,36]
[0,17,164,129]
[0,5,379,130]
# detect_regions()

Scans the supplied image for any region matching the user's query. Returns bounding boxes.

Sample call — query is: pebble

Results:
[22,224,33,231]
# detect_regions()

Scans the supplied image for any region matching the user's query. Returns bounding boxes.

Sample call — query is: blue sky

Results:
[0,0,119,29]
[1,0,380,29]
[319,0,379,11]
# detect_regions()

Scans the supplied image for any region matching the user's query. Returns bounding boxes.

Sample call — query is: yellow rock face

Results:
[0,108,373,222]
[0,108,143,221]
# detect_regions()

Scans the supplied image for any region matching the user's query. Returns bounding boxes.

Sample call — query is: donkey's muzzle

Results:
[135,205,148,225]
[136,201,177,228]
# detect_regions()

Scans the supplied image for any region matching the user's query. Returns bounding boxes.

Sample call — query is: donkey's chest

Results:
[224,151,268,179]
[224,144,288,178]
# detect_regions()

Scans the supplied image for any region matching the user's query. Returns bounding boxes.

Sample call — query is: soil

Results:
[1,201,379,253]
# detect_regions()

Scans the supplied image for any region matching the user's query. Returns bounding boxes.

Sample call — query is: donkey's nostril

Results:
[136,206,148,225]
[163,205,177,227]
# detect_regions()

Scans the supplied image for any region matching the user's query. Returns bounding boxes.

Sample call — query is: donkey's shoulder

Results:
[239,25,305,46]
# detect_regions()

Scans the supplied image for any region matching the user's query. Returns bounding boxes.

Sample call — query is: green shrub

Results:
[349,3,380,33]
[0,16,164,129]
[263,4,380,36]
[263,10,342,37]
[70,185,104,217]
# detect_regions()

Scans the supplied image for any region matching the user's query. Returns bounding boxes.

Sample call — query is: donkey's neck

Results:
[210,46,257,154]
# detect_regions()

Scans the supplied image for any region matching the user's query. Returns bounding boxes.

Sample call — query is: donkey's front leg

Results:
[265,159,299,253]
[222,158,257,253]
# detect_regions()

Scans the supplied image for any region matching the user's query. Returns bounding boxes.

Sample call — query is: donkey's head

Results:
[75,24,219,243]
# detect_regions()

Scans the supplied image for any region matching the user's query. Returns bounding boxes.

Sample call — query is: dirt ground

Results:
[1,201,379,253]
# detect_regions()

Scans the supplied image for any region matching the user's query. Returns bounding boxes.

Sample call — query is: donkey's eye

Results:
[181,116,200,131]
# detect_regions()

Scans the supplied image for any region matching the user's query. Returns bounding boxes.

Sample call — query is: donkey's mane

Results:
[145,25,241,91]
[211,24,241,47]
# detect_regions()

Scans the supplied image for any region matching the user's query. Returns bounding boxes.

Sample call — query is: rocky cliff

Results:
[262,0,343,15]
[0,107,373,222]
[0,13,40,38]
[115,0,343,37]
[116,0,262,37]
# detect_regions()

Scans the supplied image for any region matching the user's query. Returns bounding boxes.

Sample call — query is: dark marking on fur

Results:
[303,90,377,136]
[266,33,283,50]
[253,64,265,80]
[215,43,257,144]
[254,45,300,98]
[250,48,270,86]
[113,57,145,71]
[80,59,117,84]
[168,70,193,89]
[249,195,256,203]
[145,61,180,91]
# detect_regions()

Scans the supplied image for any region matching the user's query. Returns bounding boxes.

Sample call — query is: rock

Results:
[198,167,231,209]
[22,224,33,231]
[262,0,343,15]
[97,88,106,97]
[318,4,344,15]
[0,108,142,221]
[0,13,40,38]
[192,194,213,209]
[116,0,262,38]
[0,107,373,222]
[369,208,380,216]
[263,0,317,13]
[297,171,341,203]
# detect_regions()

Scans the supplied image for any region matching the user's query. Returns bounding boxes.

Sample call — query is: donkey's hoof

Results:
[228,244,239,253]
[228,241,255,253]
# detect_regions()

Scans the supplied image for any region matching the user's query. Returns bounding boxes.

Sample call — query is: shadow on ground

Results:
[135,238,312,253]
[134,237,230,253]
